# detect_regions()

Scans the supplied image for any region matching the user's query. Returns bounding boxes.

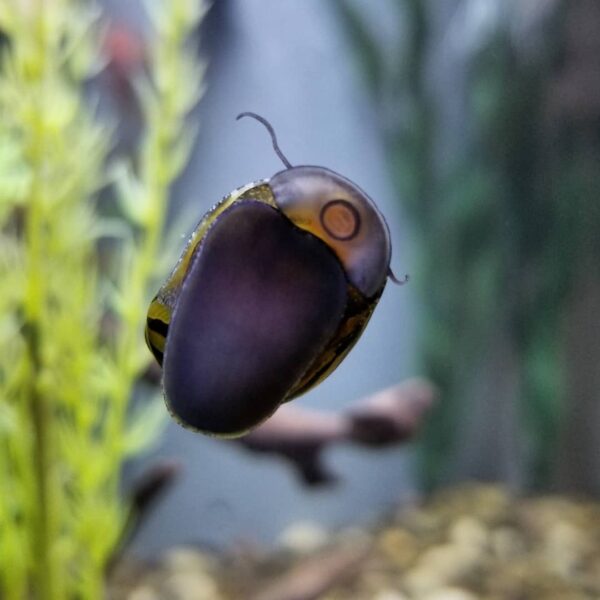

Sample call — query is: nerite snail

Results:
[145,112,406,437]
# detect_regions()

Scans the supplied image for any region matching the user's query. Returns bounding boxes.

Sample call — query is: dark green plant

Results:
[0,0,205,597]
[339,0,599,490]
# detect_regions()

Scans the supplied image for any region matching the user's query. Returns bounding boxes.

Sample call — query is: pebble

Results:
[420,587,479,600]
[277,520,329,555]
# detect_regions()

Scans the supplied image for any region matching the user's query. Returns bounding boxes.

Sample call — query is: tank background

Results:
[100,0,420,556]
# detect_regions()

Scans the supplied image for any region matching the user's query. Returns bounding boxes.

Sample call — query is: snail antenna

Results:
[388,268,409,285]
[236,112,293,169]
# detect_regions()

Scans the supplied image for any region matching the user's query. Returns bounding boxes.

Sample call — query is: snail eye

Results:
[319,199,361,241]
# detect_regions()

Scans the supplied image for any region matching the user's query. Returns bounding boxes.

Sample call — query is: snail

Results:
[145,112,406,436]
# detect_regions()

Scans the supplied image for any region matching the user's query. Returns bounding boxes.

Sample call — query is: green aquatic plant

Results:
[0,0,206,597]
[339,1,599,490]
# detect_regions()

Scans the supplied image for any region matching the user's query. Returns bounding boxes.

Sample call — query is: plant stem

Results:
[24,148,56,600]
[24,323,55,600]
[25,147,57,600]
[22,3,58,598]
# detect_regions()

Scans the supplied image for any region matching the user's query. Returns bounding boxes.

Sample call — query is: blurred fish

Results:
[240,378,437,486]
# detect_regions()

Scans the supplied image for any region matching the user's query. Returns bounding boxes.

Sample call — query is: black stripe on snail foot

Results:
[162,200,348,436]
[147,317,169,337]
[146,330,163,366]
[149,346,164,365]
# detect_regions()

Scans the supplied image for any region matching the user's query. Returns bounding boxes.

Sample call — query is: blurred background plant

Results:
[338,0,600,493]
[0,0,205,597]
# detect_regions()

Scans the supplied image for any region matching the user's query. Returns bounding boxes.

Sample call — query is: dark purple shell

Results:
[162,200,348,436]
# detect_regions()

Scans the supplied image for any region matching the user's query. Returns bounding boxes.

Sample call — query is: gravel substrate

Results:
[110,484,600,600]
